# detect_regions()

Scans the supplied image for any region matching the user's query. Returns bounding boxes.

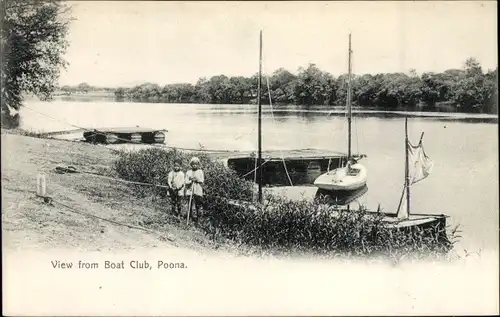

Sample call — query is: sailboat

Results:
[314,34,367,192]
[243,31,449,244]
[379,115,449,241]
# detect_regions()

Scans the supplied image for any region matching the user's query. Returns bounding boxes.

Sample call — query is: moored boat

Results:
[83,126,167,144]
[314,34,367,192]
[314,161,367,191]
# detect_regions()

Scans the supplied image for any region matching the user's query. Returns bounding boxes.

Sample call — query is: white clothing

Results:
[185,169,204,196]
[168,170,185,196]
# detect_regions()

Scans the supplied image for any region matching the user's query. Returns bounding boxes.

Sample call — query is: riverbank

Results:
[2,129,499,315]
[1,130,243,254]
[1,129,452,260]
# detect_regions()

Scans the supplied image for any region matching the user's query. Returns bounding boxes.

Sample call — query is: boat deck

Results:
[85,126,167,133]
[380,213,448,229]
[82,126,167,144]
[214,149,366,187]
[212,148,350,160]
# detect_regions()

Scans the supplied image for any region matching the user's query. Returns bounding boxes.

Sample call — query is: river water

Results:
[19,100,498,253]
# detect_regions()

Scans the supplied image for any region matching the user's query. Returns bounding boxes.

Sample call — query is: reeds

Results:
[113,147,456,259]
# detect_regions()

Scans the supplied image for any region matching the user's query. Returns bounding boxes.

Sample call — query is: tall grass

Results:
[113,148,254,201]
[113,147,455,259]
[200,195,452,259]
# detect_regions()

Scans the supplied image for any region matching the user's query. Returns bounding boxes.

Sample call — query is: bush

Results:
[113,147,454,259]
[113,147,254,200]
[199,194,452,259]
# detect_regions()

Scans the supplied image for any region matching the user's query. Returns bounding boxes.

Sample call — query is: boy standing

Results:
[167,159,185,216]
[185,156,204,221]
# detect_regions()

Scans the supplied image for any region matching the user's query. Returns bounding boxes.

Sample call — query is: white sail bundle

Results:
[396,138,434,219]
[408,140,434,185]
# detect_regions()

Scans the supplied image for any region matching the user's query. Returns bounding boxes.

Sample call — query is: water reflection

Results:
[315,185,369,207]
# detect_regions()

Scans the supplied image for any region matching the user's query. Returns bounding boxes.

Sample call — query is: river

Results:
[19,100,499,254]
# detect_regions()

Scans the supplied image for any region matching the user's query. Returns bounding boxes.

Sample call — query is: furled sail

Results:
[396,138,434,219]
[408,140,434,185]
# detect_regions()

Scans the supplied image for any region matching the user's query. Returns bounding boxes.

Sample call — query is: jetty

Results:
[213,148,366,187]
[83,127,167,144]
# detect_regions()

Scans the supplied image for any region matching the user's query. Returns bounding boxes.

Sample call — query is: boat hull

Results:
[381,213,451,246]
[315,185,368,206]
[83,127,167,144]
[314,163,367,191]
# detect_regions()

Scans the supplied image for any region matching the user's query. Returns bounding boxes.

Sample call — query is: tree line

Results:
[57,82,115,94]
[1,0,497,130]
[114,59,498,114]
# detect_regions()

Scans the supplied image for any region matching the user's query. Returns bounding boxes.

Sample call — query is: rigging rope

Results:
[243,158,271,178]
[22,105,238,154]
[52,198,172,239]
[53,164,259,211]
[252,151,258,202]
[351,48,361,157]
[265,74,294,187]
[234,127,256,140]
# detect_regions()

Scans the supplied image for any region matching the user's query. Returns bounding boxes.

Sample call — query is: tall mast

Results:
[347,33,352,161]
[404,116,411,216]
[257,30,263,203]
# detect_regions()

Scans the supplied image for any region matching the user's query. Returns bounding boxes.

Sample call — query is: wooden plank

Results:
[213,148,352,160]
[90,127,166,133]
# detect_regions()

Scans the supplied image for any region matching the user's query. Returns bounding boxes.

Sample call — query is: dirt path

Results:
[1,132,235,254]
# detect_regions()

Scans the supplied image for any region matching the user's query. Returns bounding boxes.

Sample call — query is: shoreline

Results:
[26,95,499,116]
[1,128,492,262]
[1,130,243,255]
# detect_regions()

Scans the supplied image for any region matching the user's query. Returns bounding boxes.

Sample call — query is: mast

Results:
[347,33,352,161]
[404,115,411,216]
[257,30,263,203]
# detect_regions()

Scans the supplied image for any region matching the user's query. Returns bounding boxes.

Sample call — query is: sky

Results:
[58,1,498,87]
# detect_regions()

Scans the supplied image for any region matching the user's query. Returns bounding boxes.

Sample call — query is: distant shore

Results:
[53,59,498,114]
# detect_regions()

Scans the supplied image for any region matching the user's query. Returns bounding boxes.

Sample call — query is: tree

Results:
[207,75,232,104]
[268,68,297,104]
[229,76,252,104]
[77,82,91,93]
[194,77,210,103]
[1,0,72,127]
[293,63,330,106]
[464,57,482,76]
[352,74,381,107]
[114,87,126,100]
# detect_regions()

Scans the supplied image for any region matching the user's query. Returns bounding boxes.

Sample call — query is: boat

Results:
[313,34,367,192]
[315,184,369,206]
[83,126,167,144]
[316,109,449,241]
[246,31,449,243]
[376,114,449,243]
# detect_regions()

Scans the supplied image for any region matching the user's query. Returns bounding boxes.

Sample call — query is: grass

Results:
[1,128,52,139]
[113,147,457,261]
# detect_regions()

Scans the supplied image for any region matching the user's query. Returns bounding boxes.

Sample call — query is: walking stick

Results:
[186,182,194,225]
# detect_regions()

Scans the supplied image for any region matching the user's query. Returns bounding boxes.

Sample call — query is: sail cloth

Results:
[408,140,434,185]
[396,139,434,219]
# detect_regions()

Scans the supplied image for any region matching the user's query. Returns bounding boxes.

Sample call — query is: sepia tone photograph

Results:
[2,0,498,315]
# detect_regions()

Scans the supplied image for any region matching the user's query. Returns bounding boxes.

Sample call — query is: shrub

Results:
[199,194,452,259]
[113,147,454,259]
[113,147,254,200]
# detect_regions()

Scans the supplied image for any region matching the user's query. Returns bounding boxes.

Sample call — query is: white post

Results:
[37,173,47,197]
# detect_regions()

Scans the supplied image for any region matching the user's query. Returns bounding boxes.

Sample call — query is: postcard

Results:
[2,1,498,315]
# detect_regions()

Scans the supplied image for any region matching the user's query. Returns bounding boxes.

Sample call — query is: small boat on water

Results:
[314,34,367,192]
[83,126,167,144]
[225,31,449,244]
[316,184,369,206]
[315,111,448,240]
[375,117,448,241]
